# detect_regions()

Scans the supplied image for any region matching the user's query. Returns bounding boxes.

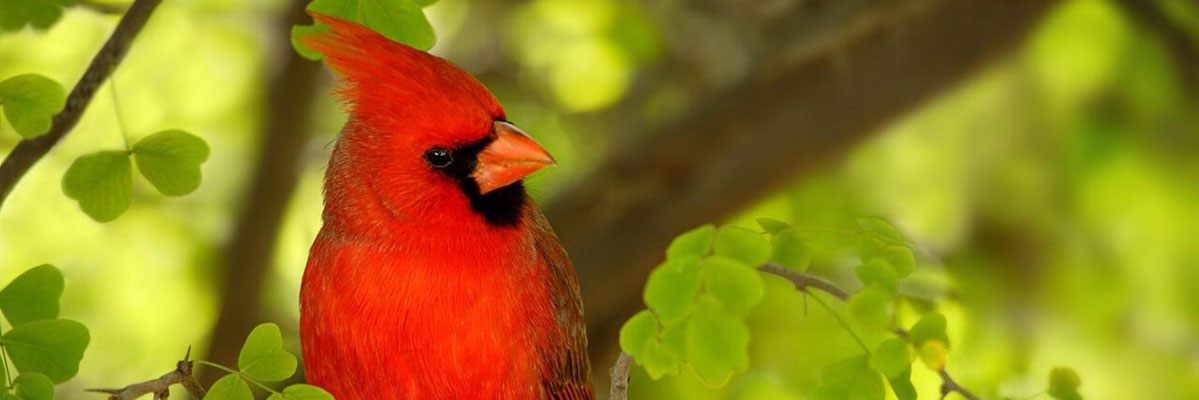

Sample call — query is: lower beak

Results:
[472,121,555,194]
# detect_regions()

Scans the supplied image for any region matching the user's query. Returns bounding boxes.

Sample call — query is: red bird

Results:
[298,15,592,400]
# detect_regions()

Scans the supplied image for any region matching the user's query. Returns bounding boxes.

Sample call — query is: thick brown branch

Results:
[198,0,323,385]
[0,0,163,209]
[608,264,982,400]
[89,348,206,400]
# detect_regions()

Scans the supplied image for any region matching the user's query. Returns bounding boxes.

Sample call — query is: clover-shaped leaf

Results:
[811,356,885,400]
[0,74,66,138]
[203,374,253,400]
[13,373,54,400]
[868,338,912,379]
[713,226,770,266]
[0,0,76,31]
[292,0,436,60]
[62,150,133,222]
[644,256,701,325]
[619,310,658,359]
[684,296,749,386]
[132,130,210,196]
[267,384,335,400]
[3,319,90,383]
[1048,367,1083,400]
[0,264,63,327]
[238,323,298,382]
[667,224,715,260]
[702,256,764,317]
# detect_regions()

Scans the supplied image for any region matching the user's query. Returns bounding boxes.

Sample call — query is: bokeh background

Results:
[1,0,1197,398]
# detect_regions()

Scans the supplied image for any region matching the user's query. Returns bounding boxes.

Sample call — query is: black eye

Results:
[424,147,453,168]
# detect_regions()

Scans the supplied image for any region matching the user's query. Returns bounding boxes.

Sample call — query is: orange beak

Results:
[472,121,556,194]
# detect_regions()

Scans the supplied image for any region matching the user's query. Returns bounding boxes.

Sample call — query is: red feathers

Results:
[299,13,592,400]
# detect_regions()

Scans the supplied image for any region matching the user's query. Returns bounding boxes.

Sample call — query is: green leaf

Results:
[1048,367,1083,400]
[643,256,701,325]
[293,0,437,59]
[0,74,66,138]
[854,259,898,295]
[131,130,210,196]
[238,323,298,382]
[848,286,889,332]
[618,310,658,358]
[269,384,335,400]
[755,217,792,235]
[62,151,133,222]
[0,0,75,31]
[868,338,912,379]
[811,356,885,400]
[770,230,811,271]
[888,368,917,400]
[13,373,53,400]
[702,256,764,317]
[857,217,904,243]
[684,296,750,386]
[713,226,771,266]
[880,246,915,278]
[3,319,90,383]
[203,374,253,400]
[667,224,715,259]
[908,312,949,348]
[0,264,63,326]
[640,339,681,379]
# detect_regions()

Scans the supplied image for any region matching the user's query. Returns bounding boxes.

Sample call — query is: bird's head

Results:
[303,14,554,229]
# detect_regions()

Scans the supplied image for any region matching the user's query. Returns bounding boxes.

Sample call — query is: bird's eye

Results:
[424,147,453,168]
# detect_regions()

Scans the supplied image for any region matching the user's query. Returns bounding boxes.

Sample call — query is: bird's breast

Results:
[300,229,557,400]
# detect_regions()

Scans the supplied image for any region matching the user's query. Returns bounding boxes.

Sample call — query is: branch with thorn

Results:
[609,262,982,400]
[88,347,207,400]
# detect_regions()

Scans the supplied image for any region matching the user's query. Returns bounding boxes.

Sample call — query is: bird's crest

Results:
[300,13,504,133]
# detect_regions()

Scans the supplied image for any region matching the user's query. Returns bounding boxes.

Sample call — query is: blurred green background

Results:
[1,0,1197,398]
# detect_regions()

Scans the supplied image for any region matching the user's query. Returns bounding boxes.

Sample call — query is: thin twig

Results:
[609,352,633,400]
[0,0,164,210]
[88,347,206,400]
[607,263,984,400]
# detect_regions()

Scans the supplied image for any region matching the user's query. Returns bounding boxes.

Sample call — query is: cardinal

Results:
[297,14,592,400]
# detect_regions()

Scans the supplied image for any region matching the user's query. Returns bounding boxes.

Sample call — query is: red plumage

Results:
[299,14,591,400]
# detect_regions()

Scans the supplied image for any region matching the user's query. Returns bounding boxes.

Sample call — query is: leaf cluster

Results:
[0,265,90,400]
[201,323,333,400]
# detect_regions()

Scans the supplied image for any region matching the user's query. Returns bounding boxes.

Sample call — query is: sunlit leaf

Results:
[811,356,885,400]
[917,340,947,371]
[684,296,749,386]
[713,226,770,266]
[238,323,298,382]
[0,74,66,138]
[0,0,75,31]
[640,339,681,379]
[293,0,436,60]
[667,224,715,259]
[869,338,912,379]
[1048,367,1083,400]
[0,264,63,326]
[888,368,917,400]
[771,230,811,272]
[13,373,53,400]
[3,319,89,383]
[131,130,210,196]
[203,374,253,400]
[848,286,889,332]
[268,384,335,400]
[618,310,658,358]
[703,256,764,317]
[857,217,904,243]
[62,151,133,222]
[644,256,701,325]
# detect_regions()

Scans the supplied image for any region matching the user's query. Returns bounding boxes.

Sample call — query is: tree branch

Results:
[0,0,163,210]
[88,348,206,400]
[607,263,982,400]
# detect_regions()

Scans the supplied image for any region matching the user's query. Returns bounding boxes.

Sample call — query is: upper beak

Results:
[472,121,556,194]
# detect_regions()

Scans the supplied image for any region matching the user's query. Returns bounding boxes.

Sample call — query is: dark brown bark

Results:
[0,0,164,210]
[197,0,323,385]
[539,0,1061,367]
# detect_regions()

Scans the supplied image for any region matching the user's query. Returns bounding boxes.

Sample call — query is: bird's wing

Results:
[526,205,594,400]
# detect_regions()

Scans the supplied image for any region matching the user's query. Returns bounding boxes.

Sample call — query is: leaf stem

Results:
[109,76,132,152]
[194,360,282,395]
[808,290,871,353]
